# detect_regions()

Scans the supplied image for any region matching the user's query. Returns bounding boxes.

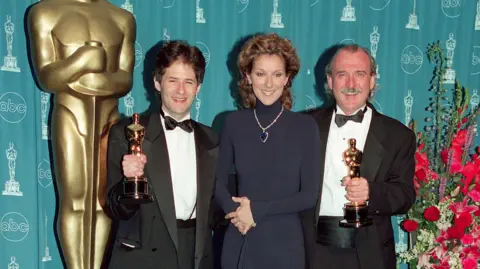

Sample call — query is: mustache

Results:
[340,87,362,94]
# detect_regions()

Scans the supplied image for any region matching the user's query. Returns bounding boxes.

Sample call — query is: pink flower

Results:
[467,189,480,202]
[469,225,480,246]
[460,247,480,269]
[461,234,474,245]
[433,259,450,269]
[474,206,480,217]
[449,199,478,217]
[462,258,477,269]
[418,253,432,268]
[435,230,450,245]
[431,248,449,269]
[432,245,447,260]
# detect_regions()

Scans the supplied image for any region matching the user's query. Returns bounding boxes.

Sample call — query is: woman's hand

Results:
[225,197,256,235]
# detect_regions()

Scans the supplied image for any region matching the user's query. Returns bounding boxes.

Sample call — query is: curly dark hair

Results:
[154,40,206,84]
[237,33,300,110]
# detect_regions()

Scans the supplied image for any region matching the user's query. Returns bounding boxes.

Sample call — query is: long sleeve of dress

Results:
[250,117,322,223]
[214,118,238,215]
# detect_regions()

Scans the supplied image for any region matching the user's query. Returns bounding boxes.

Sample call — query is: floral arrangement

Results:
[398,41,480,269]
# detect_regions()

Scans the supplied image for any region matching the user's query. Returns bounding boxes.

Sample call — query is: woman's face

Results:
[247,54,289,106]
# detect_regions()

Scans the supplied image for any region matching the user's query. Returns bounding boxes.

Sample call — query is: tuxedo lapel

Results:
[360,107,387,183]
[143,114,178,250]
[311,107,334,225]
[356,106,388,269]
[192,122,217,269]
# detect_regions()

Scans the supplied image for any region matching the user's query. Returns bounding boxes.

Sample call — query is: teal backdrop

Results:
[1,0,480,268]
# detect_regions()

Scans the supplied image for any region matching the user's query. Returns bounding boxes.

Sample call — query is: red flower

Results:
[447,225,465,239]
[461,234,474,245]
[415,168,427,181]
[454,212,473,229]
[413,179,421,194]
[415,150,429,167]
[461,162,480,194]
[441,147,463,173]
[474,206,480,217]
[418,142,425,151]
[402,219,418,232]
[452,129,467,148]
[424,206,440,222]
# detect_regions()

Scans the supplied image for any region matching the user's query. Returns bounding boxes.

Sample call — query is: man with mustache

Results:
[302,44,416,269]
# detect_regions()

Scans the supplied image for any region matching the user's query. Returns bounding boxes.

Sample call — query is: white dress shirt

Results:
[160,111,197,220]
[318,105,372,216]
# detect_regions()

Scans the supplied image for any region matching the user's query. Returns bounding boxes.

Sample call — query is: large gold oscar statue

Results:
[27,1,136,268]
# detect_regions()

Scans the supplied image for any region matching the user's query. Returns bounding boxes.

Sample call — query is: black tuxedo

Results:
[302,105,416,269]
[105,112,219,269]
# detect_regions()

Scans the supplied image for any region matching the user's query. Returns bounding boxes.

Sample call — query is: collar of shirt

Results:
[335,104,367,116]
[160,110,192,132]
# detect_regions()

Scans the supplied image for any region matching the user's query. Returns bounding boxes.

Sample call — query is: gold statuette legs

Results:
[27,0,136,267]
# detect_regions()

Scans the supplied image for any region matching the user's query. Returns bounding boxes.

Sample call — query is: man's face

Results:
[327,49,376,115]
[154,60,201,120]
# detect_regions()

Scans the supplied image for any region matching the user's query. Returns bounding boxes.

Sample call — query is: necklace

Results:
[254,106,284,143]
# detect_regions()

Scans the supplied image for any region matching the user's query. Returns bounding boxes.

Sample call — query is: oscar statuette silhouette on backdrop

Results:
[26,0,136,268]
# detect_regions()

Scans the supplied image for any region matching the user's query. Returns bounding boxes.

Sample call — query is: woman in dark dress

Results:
[215,33,321,269]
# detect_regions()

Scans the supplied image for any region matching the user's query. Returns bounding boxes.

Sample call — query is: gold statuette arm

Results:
[68,13,136,97]
[27,9,103,94]
[27,8,136,97]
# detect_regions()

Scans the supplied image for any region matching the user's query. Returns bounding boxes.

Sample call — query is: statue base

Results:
[270,14,284,28]
[339,203,373,228]
[442,68,456,84]
[118,178,154,204]
[341,8,356,22]
[1,56,20,72]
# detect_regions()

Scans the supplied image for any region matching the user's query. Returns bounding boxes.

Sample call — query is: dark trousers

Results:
[314,243,360,269]
[178,226,196,269]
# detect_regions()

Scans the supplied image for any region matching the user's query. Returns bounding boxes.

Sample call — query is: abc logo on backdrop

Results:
[0,92,27,123]
[1,212,30,242]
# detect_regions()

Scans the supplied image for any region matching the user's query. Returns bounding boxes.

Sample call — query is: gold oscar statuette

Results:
[118,113,154,204]
[26,0,136,268]
[339,138,373,228]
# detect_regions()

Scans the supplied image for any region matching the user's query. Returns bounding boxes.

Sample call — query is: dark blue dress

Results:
[215,99,321,269]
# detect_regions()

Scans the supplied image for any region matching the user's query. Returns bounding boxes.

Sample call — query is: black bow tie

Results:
[334,107,367,127]
[160,110,193,133]
[164,116,193,133]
